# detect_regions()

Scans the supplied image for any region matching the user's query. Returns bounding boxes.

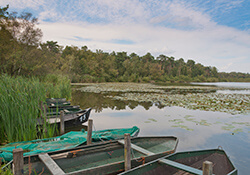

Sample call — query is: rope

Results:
[131,148,146,165]
[92,123,105,143]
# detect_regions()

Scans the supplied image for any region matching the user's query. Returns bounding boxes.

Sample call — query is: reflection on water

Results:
[71,91,159,112]
[71,90,250,175]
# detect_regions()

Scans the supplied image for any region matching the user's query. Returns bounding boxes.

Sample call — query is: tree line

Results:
[1,5,249,83]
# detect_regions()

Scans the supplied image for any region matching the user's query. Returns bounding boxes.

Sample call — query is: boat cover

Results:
[0,126,139,162]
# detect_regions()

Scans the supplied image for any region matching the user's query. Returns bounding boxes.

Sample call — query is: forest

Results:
[1,5,250,83]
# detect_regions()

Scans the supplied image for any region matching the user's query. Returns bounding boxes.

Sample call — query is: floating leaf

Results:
[148,118,157,122]
[171,125,194,131]
[232,129,243,133]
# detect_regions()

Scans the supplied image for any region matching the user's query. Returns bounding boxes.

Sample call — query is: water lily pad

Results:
[222,124,235,131]
[232,128,243,133]
[169,119,184,124]
[78,83,250,114]
[171,125,194,131]
[148,118,157,122]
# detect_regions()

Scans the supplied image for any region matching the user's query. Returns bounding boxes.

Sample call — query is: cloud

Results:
[1,0,249,73]
[39,20,250,72]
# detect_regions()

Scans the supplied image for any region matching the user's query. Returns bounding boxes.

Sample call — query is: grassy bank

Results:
[0,74,71,144]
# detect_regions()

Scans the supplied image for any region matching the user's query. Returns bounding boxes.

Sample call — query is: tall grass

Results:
[41,74,71,99]
[0,74,71,144]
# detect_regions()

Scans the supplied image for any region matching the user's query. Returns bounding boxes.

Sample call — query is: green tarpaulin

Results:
[0,126,139,162]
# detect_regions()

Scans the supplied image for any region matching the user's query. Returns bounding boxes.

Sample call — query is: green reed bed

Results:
[0,74,71,144]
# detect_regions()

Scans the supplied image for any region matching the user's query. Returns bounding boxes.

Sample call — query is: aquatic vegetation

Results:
[169,119,184,124]
[171,125,194,131]
[148,118,157,122]
[184,115,195,121]
[78,83,250,114]
[232,129,243,133]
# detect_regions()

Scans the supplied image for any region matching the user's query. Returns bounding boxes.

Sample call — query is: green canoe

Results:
[0,126,139,163]
[21,136,178,175]
[119,149,237,175]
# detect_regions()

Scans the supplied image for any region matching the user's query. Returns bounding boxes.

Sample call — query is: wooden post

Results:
[203,161,213,175]
[87,119,93,145]
[60,110,65,135]
[124,133,131,171]
[13,148,24,175]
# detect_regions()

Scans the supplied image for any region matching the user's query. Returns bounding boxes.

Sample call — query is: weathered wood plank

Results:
[38,153,65,175]
[118,140,155,156]
[159,159,204,175]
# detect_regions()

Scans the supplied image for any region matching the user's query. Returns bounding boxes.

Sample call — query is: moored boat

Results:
[46,98,71,107]
[37,108,92,128]
[46,98,67,103]
[0,126,140,163]
[119,149,237,175]
[21,136,178,175]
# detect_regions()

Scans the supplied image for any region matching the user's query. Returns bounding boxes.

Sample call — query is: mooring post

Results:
[87,119,93,145]
[124,133,131,171]
[60,110,65,135]
[202,161,213,175]
[13,148,24,175]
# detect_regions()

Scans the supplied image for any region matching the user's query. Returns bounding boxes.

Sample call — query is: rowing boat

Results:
[119,149,237,175]
[46,98,71,107]
[0,126,140,163]
[22,136,178,175]
[37,108,92,127]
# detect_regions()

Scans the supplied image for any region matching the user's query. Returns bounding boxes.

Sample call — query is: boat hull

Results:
[119,149,237,175]
[23,136,178,175]
[37,108,92,128]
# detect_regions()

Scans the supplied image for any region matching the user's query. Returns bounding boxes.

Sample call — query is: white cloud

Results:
[1,0,250,73]
[39,19,250,73]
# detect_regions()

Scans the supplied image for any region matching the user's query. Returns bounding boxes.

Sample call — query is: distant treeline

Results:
[1,5,249,83]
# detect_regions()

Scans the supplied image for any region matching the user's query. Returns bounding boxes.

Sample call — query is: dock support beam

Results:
[13,148,24,175]
[124,133,131,171]
[87,119,93,145]
[60,110,65,135]
[203,161,213,175]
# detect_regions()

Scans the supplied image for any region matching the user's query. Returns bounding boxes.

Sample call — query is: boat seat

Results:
[118,140,155,156]
[39,153,66,175]
[63,109,70,113]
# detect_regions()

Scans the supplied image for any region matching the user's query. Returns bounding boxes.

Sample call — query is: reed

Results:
[0,74,71,144]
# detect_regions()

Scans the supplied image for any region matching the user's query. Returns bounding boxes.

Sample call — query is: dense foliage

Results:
[0,5,249,83]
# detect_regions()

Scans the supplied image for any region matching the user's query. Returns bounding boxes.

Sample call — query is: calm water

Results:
[71,82,250,174]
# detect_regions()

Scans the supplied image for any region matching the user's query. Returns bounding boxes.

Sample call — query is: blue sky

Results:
[1,0,249,73]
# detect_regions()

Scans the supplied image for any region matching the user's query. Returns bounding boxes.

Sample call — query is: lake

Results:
[71,82,250,174]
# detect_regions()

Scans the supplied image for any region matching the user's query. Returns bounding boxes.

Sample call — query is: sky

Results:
[1,0,250,73]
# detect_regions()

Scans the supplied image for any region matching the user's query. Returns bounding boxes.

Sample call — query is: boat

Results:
[21,136,178,175]
[119,149,237,175]
[46,98,71,107]
[47,105,80,110]
[37,108,92,127]
[46,106,84,116]
[46,98,67,103]
[0,126,140,163]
